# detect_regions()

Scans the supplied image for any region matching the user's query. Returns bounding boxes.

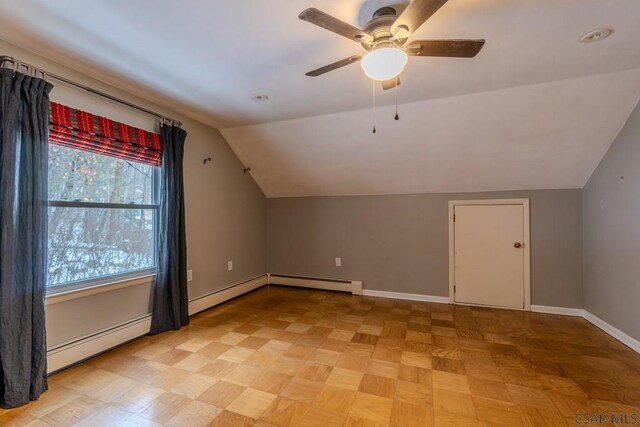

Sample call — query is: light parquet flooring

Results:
[2,285,639,426]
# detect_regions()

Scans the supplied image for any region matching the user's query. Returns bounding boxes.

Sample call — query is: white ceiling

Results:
[1,0,640,196]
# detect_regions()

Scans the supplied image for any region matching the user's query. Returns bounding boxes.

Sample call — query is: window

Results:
[47,144,159,291]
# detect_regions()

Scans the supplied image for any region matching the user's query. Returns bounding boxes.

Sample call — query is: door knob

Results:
[514,242,522,248]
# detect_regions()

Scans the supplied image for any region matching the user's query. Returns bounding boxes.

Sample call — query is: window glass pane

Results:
[48,145,154,204]
[47,207,155,287]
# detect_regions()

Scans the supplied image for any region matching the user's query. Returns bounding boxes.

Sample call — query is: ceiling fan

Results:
[299,0,485,90]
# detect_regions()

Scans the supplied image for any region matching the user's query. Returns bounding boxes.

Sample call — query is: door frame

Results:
[448,198,531,311]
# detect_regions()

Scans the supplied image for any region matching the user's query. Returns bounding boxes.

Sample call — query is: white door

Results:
[453,204,526,309]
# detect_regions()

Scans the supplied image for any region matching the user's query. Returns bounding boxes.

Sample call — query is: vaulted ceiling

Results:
[1,0,640,197]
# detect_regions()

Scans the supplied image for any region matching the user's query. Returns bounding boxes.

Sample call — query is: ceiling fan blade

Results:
[305,54,364,77]
[382,77,401,90]
[299,8,373,44]
[406,39,485,57]
[391,0,448,39]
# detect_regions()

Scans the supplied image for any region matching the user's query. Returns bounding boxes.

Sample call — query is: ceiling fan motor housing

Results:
[361,7,407,50]
[372,6,397,18]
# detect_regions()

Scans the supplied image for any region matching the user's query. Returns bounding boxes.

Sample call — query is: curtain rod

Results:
[0,55,182,127]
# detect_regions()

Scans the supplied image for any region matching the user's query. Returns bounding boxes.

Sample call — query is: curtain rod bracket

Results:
[243,168,251,174]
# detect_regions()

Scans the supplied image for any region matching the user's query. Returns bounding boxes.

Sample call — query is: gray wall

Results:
[0,40,267,348]
[267,190,583,308]
[584,101,640,341]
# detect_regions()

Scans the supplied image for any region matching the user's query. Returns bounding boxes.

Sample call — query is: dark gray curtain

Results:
[150,124,188,334]
[0,68,52,408]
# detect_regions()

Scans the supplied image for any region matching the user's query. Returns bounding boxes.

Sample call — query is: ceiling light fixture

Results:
[580,28,613,43]
[299,2,486,133]
[361,47,408,81]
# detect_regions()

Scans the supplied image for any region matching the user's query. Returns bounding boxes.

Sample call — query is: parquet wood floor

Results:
[1,285,639,426]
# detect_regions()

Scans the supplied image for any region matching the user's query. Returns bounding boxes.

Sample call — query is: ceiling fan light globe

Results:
[361,48,408,81]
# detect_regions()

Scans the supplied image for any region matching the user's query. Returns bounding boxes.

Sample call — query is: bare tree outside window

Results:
[47,145,157,288]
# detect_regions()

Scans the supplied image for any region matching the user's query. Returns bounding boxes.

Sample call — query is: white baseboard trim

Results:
[364,295,637,354]
[270,274,363,296]
[359,291,639,354]
[188,274,269,316]
[47,315,152,373]
[362,289,450,304]
[47,274,269,373]
[526,306,639,354]
[583,311,640,354]
[531,305,585,317]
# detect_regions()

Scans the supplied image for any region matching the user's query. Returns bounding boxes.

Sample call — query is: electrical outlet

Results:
[335,257,341,267]
[187,270,193,282]
[228,260,233,271]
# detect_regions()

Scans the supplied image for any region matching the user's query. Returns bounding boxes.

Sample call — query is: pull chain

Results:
[372,80,377,134]
[394,75,400,121]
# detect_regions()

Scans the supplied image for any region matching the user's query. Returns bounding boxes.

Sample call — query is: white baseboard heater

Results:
[47,315,152,374]
[269,274,363,295]
[47,274,269,373]
[47,273,369,373]
[188,275,268,315]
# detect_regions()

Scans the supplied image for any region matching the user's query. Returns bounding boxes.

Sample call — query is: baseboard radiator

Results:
[47,315,153,373]
[46,273,365,373]
[268,274,363,295]
[188,275,268,316]
[47,274,269,373]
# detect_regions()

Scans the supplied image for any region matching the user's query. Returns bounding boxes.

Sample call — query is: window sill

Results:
[45,274,156,306]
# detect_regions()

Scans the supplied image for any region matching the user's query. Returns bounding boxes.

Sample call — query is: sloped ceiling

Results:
[223,70,640,196]
[1,0,640,197]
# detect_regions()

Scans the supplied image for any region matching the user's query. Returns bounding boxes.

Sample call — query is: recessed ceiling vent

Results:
[580,28,613,43]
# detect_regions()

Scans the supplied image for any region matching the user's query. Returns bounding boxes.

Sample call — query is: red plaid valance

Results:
[49,102,162,166]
